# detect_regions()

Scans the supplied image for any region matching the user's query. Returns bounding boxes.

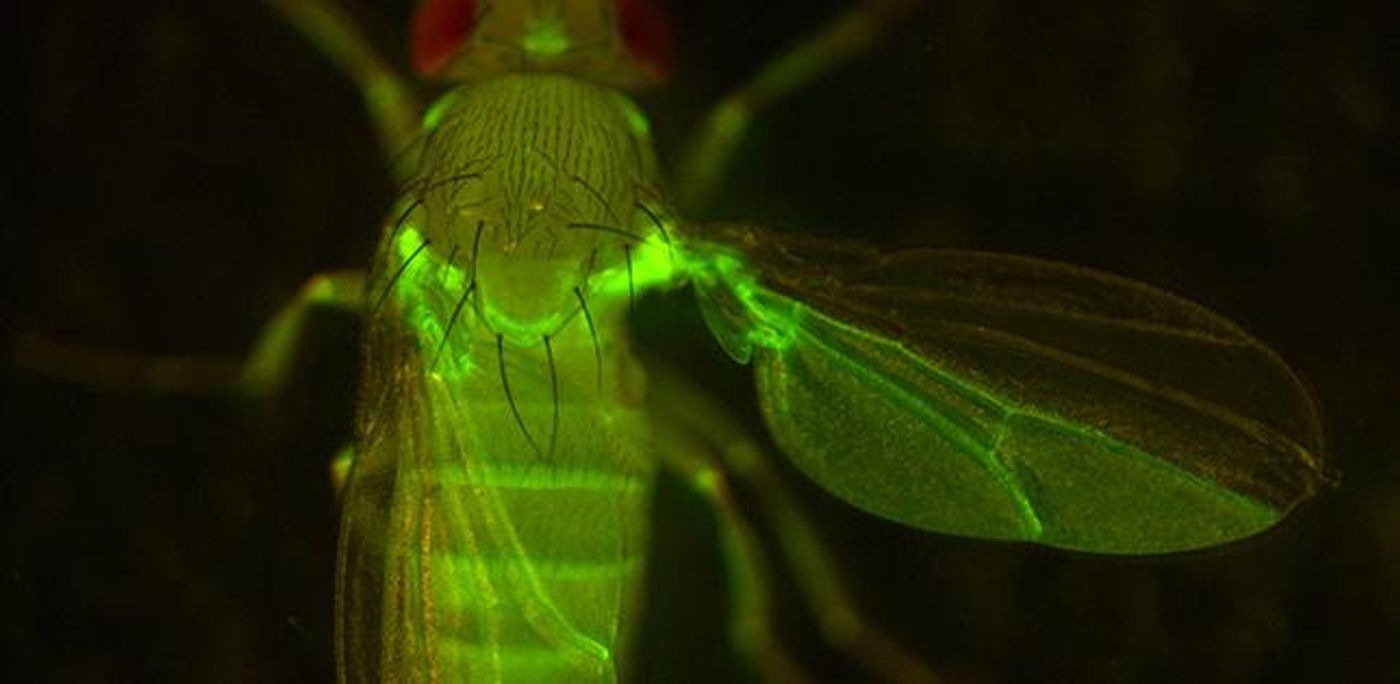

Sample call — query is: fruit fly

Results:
[236,0,1329,681]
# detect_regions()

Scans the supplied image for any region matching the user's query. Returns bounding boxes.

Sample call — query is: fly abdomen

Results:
[403,382,656,683]
[422,460,652,682]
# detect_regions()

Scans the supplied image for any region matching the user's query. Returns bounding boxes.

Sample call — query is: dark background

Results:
[5,0,1395,681]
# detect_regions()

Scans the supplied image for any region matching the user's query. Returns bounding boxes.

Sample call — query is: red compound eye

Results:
[616,0,673,82]
[411,0,477,76]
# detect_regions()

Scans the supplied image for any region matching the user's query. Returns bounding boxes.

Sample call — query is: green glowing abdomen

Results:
[422,420,653,682]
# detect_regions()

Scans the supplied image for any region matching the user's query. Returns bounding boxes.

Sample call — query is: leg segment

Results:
[676,0,924,211]
[13,270,365,397]
[239,269,365,395]
[662,429,814,684]
[648,364,940,683]
[330,443,355,496]
[713,430,941,684]
[263,0,423,168]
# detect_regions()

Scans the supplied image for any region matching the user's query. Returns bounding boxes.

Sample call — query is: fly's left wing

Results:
[336,304,440,683]
[681,225,1328,554]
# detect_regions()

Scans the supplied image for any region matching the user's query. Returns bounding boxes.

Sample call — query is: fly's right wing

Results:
[683,225,1328,555]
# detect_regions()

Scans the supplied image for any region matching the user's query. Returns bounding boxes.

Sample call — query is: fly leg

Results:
[263,0,422,173]
[649,364,940,683]
[17,0,406,391]
[704,426,942,684]
[660,428,813,683]
[16,270,364,503]
[239,270,366,395]
[330,443,355,496]
[245,271,363,498]
[13,270,365,397]
[676,0,924,211]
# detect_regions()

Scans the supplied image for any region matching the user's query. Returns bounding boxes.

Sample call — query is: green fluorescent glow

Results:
[619,97,651,138]
[384,224,475,379]
[422,91,466,134]
[523,19,570,57]
[384,216,682,383]
[688,228,1324,553]
[590,235,676,300]
[394,224,427,263]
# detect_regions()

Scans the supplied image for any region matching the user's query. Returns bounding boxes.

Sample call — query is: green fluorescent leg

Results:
[263,0,422,171]
[662,432,813,684]
[239,269,365,395]
[648,365,940,683]
[676,0,923,212]
[330,443,355,496]
[715,430,941,684]
[11,270,364,396]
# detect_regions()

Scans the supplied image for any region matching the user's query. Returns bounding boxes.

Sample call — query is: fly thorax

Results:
[392,73,679,349]
[474,245,589,344]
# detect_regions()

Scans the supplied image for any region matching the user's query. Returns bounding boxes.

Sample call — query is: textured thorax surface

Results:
[416,73,661,342]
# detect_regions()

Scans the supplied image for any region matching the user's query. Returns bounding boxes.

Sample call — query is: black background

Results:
[5,1,1395,681]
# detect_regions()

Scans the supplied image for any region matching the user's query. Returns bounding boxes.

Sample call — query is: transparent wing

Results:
[683,225,1328,554]
[336,306,441,683]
